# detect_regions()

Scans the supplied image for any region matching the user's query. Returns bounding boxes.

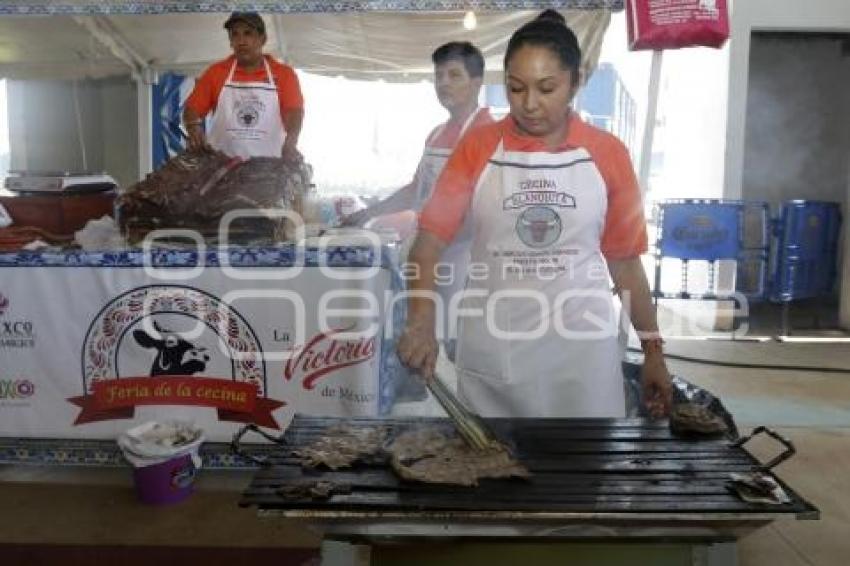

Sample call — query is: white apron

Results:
[208,59,286,159]
[414,110,481,349]
[455,138,626,418]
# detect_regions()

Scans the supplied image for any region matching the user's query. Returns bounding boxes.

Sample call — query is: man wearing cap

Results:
[183,12,304,161]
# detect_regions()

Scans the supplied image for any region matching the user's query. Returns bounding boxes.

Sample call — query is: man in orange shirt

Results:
[183,12,304,161]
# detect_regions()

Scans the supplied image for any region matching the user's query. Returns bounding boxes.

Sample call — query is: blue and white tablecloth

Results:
[0,244,422,442]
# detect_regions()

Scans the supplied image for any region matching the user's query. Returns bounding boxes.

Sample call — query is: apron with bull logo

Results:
[208,58,286,159]
[455,139,626,418]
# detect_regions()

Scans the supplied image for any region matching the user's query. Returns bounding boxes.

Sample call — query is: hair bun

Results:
[536,9,566,25]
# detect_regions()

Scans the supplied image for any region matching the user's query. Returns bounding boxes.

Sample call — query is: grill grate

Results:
[240,416,817,519]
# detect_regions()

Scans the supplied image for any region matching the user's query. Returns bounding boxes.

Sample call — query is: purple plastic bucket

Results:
[131,453,197,505]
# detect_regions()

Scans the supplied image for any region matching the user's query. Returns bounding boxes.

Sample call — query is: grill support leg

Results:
[691,542,737,566]
[321,539,371,566]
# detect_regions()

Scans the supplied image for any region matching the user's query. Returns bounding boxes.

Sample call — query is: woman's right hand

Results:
[186,123,210,152]
[397,318,439,381]
[398,230,447,382]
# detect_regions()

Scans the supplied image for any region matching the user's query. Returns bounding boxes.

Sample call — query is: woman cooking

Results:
[397,10,672,418]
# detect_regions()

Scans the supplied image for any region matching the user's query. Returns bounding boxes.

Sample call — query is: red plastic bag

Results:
[626,0,730,51]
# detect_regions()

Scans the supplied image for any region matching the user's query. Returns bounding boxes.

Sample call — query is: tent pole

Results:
[72,80,88,172]
[638,49,663,195]
[623,49,663,350]
[137,77,153,179]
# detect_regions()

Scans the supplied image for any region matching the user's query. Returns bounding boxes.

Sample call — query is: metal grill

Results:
[240,415,816,538]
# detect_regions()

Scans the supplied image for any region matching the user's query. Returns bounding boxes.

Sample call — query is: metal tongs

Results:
[426,371,500,451]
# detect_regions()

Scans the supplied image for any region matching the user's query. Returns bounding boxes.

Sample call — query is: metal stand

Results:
[781,301,791,338]
[321,538,736,566]
[321,540,371,566]
[692,542,738,566]
[245,416,816,566]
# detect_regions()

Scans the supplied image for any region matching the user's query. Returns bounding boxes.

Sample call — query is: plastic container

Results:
[658,201,741,261]
[118,421,204,505]
[654,199,770,300]
[770,200,842,302]
[131,453,197,505]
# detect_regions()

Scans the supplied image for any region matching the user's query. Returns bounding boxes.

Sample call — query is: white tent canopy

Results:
[0,5,617,83]
[0,1,621,185]
[0,0,622,16]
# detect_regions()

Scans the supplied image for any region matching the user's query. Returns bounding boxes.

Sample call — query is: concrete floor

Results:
[663,340,850,566]
[1,336,849,565]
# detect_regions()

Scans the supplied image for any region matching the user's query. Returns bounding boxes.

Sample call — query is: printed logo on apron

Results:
[501,175,577,248]
[516,206,562,248]
[235,99,264,128]
[208,58,286,159]
[502,188,576,210]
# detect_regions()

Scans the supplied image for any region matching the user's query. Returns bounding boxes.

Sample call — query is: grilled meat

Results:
[387,427,529,486]
[296,424,529,487]
[670,403,729,436]
[294,425,388,470]
[277,480,350,500]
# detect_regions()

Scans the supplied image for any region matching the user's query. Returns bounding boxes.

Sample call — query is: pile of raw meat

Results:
[117,150,312,244]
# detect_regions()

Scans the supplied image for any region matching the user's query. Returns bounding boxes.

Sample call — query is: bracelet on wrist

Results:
[640,336,665,356]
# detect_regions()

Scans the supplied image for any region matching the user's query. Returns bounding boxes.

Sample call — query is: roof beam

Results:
[72,15,152,82]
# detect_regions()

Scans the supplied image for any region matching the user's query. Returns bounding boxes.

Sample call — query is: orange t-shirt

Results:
[418,114,648,260]
[185,55,304,120]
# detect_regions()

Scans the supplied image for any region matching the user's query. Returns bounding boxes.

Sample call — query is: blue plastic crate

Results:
[658,202,740,261]
[654,200,769,301]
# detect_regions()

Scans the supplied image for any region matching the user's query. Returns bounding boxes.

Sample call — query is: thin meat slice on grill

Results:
[387,428,529,486]
[294,425,388,470]
[295,424,529,486]
[117,150,311,243]
[277,480,351,500]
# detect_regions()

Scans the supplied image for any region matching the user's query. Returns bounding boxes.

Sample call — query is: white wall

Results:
[725,0,850,327]
[742,35,849,208]
[8,77,138,189]
[725,0,850,199]
[8,79,101,174]
[100,78,139,189]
